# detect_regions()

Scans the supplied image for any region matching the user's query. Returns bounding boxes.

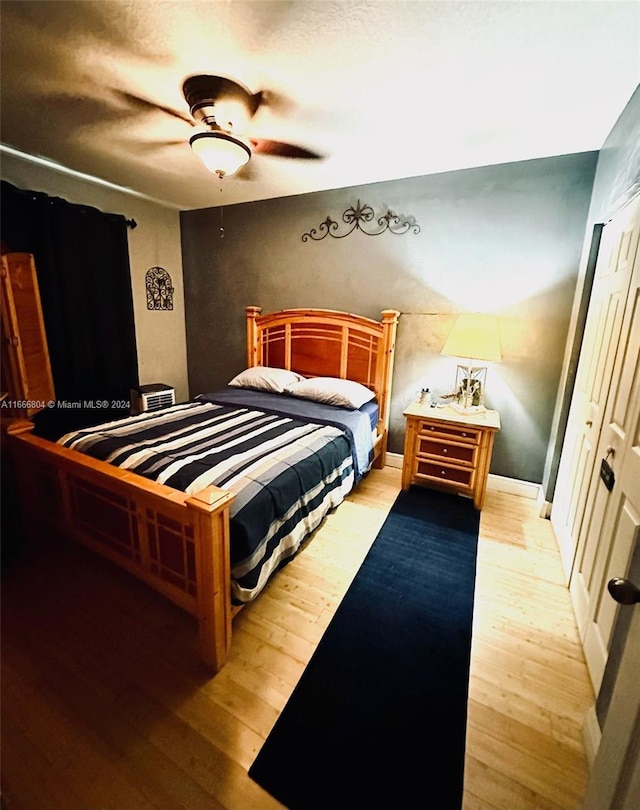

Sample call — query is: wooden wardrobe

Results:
[1,252,55,418]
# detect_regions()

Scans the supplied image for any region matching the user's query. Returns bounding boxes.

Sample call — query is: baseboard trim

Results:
[385,452,404,469]
[385,453,541,501]
[582,704,601,769]
[487,473,541,500]
[539,500,553,519]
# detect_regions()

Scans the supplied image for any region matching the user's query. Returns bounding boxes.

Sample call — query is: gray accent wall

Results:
[181,152,597,484]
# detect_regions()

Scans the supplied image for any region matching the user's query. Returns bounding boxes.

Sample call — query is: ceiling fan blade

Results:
[231,160,258,181]
[248,91,264,117]
[140,139,187,148]
[251,139,323,160]
[116,90,195,126]
[250,88,295,117]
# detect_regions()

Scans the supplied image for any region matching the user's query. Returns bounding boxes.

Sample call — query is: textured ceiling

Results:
[1,0,638,211]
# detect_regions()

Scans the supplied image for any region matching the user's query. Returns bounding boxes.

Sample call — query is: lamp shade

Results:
[441,313,502,362]
[189,130,251,178]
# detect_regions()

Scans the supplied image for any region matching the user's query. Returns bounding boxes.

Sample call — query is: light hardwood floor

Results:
[1,466,594,810]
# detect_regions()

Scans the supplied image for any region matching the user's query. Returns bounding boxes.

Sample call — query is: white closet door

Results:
[570,196,640,691]
[551,198,639,583]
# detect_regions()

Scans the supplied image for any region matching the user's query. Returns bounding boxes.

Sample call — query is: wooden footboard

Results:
[7,420,235,673]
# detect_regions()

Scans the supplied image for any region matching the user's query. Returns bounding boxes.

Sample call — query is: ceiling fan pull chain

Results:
[219,184,224,238]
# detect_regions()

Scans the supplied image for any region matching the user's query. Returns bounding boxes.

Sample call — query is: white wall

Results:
[1,152,189,401]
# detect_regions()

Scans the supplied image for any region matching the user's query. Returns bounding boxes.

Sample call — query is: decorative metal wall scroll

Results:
[302,199,420,242]
[145,266,174,311]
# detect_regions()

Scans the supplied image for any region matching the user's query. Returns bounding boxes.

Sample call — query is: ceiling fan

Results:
[128,74,323,179]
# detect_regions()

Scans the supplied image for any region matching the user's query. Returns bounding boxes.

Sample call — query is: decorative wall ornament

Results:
[145,266,174,311]
[302,199,420,242]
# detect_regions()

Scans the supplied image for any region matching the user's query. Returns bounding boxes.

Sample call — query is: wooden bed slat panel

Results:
[245,306,399,468]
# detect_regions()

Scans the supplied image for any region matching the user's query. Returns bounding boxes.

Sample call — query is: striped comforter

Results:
[59,400,355,602]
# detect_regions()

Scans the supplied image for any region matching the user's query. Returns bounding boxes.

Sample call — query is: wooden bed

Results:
[8,306,399,673]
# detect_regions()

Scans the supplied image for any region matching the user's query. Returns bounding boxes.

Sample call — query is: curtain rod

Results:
[2,179,139,230]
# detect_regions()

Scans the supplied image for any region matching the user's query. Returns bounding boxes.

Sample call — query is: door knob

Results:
[607,577,640,605]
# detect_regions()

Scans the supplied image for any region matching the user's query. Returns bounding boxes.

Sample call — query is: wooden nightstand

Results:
[401,403,500,510]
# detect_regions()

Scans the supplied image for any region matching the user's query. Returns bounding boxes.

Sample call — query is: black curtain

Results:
[1,180,139,438]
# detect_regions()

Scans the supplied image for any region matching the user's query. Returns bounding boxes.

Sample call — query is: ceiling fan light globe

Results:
[189,131,251,178]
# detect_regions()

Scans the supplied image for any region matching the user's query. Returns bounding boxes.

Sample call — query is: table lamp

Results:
[441,313,502,413]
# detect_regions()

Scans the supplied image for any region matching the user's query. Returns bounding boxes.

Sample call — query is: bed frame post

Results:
[4,418,40,542]
[186,486,235,673]
[245,306,262,368]
[375,309,399,468]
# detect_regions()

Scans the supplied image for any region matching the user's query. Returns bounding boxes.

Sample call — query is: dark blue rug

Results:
[248,486,480,809]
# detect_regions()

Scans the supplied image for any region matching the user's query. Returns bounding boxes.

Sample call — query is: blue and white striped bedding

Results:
[58,393,374,603]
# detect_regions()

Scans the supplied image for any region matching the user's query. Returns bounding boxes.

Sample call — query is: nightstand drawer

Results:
[417,436,477,466]
[417,420,481,445]
[414,460,474,488]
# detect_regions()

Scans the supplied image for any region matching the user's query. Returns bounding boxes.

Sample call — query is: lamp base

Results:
[450,402,486,415]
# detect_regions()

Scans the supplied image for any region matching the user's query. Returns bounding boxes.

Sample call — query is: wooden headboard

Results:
[245,306,400,465]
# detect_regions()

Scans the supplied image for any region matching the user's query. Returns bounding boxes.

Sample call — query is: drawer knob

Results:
[441,470,446,476]
[461,432,467,437]
[442,448,448,454]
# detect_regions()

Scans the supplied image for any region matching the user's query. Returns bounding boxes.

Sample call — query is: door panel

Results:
[552,421,597,575]
[567,196,640,692]
[579,494,640,688]
[583,601,640,810]
[610,287,640,429]
[551,202,639,579]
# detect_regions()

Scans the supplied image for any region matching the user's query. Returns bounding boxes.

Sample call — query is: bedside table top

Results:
[403,402,501,430]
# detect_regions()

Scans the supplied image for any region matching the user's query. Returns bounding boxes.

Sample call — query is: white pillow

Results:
[284,377,375,409]
[228,366,306,393]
